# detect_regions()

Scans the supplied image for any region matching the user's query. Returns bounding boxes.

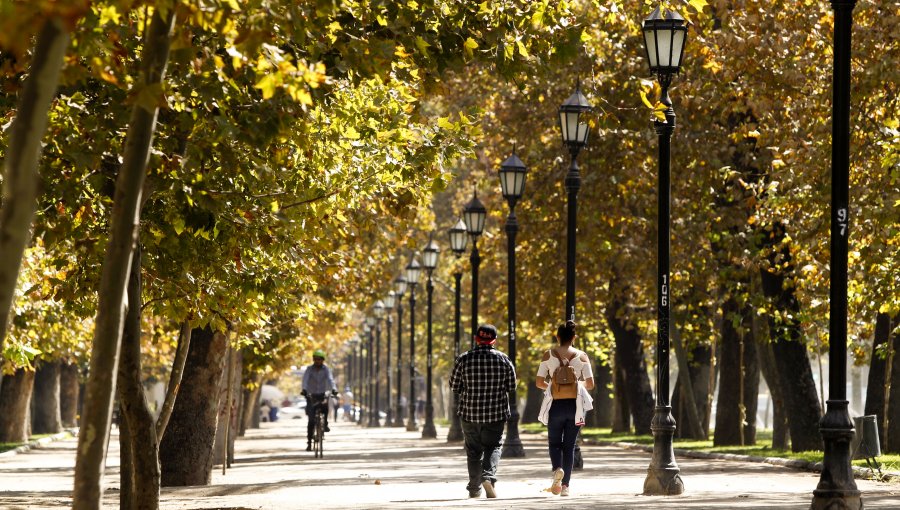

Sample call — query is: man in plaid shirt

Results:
[449,324,517,499]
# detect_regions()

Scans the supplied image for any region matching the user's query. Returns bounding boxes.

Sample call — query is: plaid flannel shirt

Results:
[449,345,517,423]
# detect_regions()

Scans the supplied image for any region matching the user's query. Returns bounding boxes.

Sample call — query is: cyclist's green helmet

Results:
[313,349,326,360]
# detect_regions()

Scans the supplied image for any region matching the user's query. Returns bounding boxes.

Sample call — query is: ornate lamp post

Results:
[365,316,380,427]
[405,255,422,431]
[463,189,487,341]
[393,276,408,426]
[499,148,527,458]
[421,236,440,439]
[375,302,386,426]
[348,336,359,422]
[383,291,396,428]
[558,83,592,323]
[557,74,593,471]
[359,324,371,427]
[446,219,468,442]
[812,1,861,509]
[641,5,687,495]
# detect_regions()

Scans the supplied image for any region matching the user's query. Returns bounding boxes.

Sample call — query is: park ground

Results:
[1,419,898,509]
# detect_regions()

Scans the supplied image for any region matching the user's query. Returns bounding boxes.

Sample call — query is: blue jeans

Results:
[548,399,579,485]
[461,420,505,492]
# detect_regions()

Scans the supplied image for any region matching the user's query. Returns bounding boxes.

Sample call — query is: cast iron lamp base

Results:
[422,405,437,439]
[811,400,862,510]
[643,405,684,495]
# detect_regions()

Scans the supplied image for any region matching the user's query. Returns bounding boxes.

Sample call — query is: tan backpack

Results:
[550,350,578,400]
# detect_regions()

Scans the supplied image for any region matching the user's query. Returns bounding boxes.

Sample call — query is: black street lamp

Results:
[383,291,396,429]
[558,81,592,324]
[641,5,687,496]
[348,336,359,422]
[446,218,468,442]
[405,255,422,432]
[463,189,487,343]
[365,316,380,427]
[812,1,861,509]
[421,236,440,439]
[360,324,371,427]
[499,148,527,459]
[393,276,408,426]
[557,77,593,470]
[375,302,386,426]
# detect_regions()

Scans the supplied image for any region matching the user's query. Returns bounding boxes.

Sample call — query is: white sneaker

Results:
[550,468,564,495]
[560,484,570,497]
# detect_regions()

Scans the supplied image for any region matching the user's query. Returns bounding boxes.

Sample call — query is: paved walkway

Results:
[1,419,898,509]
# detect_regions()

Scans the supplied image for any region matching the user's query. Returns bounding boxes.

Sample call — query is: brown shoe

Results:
[482,480,496,498]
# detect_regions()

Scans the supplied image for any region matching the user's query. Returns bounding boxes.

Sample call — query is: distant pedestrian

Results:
[449,324,517,499]
[536,320,594,497]
[343,387,354,421]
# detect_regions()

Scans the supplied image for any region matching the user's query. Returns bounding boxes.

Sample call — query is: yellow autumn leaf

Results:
[516,40,530,58]
[464,37,478,58]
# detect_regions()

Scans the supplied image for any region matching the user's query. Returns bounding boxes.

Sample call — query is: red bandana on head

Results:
[476,330,497,346]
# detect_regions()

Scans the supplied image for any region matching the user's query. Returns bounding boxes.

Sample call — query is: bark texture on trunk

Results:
[606,297,654,435]
[117,245,161,509]
[759,230,822,452]
[520,381,543,424]
[156,320,192,440]
[671,327,706,440]
[885,321,900,452]
[714,297,759,445]
[159,326,228,486]
[239,369,262,435]
[865,313,890,451]
[214,346,240,467]
[0,368,36,442]
[758,340,789,449]
[59,360,80,428]
[118,409,134,510]
[611,355,631,433]
[586,357,613,428]
[32,359,62,434]
[72,9,177,509]
[0,17,69,351]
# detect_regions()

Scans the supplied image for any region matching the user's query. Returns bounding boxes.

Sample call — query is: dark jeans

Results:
[548,398,579,485]
[461,419,505,492]
[306,395,329,441]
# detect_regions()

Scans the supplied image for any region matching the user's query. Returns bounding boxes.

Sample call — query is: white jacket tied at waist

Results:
[538,383,594,426]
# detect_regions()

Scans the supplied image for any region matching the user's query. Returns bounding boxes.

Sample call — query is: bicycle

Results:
[308,392,336,458]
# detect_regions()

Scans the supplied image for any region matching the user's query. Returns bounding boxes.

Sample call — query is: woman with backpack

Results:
[536,320,594,497]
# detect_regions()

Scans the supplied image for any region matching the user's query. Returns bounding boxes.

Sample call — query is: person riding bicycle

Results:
[301,349,337,451]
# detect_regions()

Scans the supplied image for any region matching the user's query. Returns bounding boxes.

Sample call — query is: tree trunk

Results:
[606,296,654,435]
[156,320,192,440]
[611,355,631,433]
[671,327,706,440]
[239,377,261,436]
[758,340,790,449]
[59,360,80,428]
[0,368,36,442]
[159,326,228,486]
[759,227,822,452]
[32,359,62,434]
[885,321,900,453]
[118,406,134,510]
[714,297,759,445]
[0,17,70,351]
[72,10,177,509]
[865,313,891,451]
[214,345,240,467]
[520,381,543,424]
[586,357,613,428]
[117,244,161,509]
